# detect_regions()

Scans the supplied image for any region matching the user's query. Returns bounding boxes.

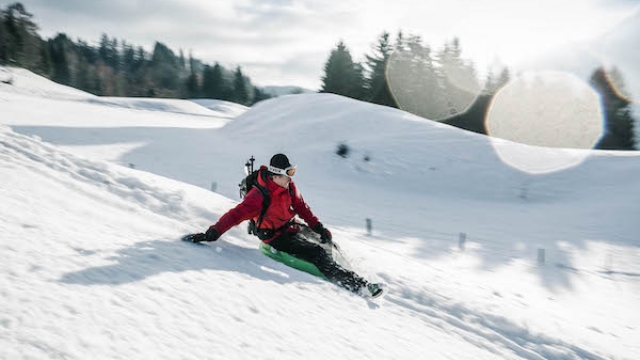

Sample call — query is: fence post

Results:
[537,248,545,265]
[605,252,613,273]
[458,232,466,250]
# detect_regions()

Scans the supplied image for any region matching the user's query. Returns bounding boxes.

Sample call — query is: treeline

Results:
[320,32,636,150]
[0,2,271,105]
[0,3,635,149]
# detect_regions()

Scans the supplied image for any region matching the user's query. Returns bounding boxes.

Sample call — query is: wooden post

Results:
[538,248,545,265]
[605,252,613,273]
[459,232,466,250]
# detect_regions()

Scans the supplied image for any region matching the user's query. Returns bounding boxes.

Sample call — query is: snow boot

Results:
[365,283,385,299]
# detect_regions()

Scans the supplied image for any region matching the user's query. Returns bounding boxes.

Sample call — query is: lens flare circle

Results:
[487,71,604,173]
[387,48,481,121]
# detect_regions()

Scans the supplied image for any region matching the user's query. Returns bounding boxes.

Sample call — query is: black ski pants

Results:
[269,225,367,293]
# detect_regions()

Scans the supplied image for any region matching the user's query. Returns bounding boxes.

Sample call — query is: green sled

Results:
[259,242,327,279]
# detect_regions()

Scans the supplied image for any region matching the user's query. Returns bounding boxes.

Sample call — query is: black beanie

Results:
[270,153,291,170]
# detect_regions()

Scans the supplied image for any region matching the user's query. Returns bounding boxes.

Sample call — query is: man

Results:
[190,153,383,298]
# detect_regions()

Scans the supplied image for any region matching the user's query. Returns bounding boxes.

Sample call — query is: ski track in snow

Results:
[0,127,213,227]
[384,282,607,360]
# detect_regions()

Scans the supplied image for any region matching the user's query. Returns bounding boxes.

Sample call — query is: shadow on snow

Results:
[59,238,320,287]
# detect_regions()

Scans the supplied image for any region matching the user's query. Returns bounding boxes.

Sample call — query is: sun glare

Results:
[386,42,482,122]
[486,71,604,173]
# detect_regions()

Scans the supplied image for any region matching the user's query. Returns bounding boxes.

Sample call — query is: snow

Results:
[1,66,639,359]
[189,99,249,118]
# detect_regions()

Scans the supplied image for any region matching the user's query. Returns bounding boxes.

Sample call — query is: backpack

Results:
[239,169,270,236]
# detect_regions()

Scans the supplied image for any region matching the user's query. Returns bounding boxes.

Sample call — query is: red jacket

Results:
[211,166,319,242]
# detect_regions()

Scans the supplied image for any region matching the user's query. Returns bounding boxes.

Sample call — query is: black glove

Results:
[205,226,220,242]
[313,222,332,244]
[185,233,206,243]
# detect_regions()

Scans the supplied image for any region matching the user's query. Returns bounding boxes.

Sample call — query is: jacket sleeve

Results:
[290,182,319,229]
[212,188,263,236]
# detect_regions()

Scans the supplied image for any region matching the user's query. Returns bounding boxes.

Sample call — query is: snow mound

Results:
[0,66,93,100]
[190,99,249,118]
[86,97,229,118]
[223,93,639,199]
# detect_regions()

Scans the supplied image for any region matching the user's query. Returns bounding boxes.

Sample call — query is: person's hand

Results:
[313,222,332,244]
[205,226,220,242]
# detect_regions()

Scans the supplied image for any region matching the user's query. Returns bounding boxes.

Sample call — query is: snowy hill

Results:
[2,67,640,359]
[0,66,93,100]
[189,99,249,118]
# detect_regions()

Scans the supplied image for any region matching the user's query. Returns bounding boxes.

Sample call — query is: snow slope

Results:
[2,67,640,359]
[189,99,249,118]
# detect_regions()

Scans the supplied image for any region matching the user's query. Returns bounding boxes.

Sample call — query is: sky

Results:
[2,65,640,359]
[2,0,639,90]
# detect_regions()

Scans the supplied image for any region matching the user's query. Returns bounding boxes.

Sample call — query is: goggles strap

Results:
[268,165,296,176]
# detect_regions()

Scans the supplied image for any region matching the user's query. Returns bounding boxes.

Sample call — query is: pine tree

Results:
[201,63,225,99]
[150,41,180,92]
[98,34,120,70]
[233,66,249,105]
[121,46,147,96]
[591,67,636,150]
[483,67,510,95]
[365,32,396,107]
[2,3,23,63]
[0,11,8,63]
[121,41,135,81]
[39,44,51,76]
[135,46,146,66]
[497,68,510,90]
[75,58,92,93]
[48,34,70,85]
[98,33,108,62]
[320,40,365,99]
[183,52,199,98]
[185,71,199,98]
[110,38,120,71]
[436,38,480,118]
[387,33,442,118]
[252,86,271,104]
[1,3,40,68]
[76,39,97,64]
[178,49,186,70]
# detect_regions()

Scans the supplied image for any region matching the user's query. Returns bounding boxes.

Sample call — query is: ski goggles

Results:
[268,164,297,177]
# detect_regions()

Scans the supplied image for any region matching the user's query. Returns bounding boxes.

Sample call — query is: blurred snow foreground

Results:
[1,66,639,359]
